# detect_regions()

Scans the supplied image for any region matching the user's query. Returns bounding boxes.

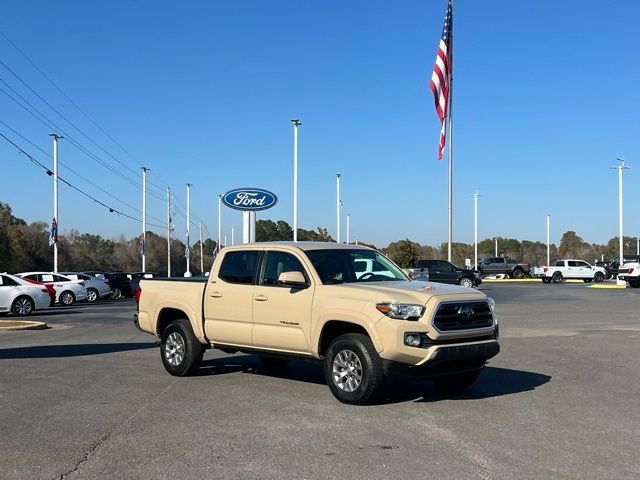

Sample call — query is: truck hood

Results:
[332,280,486,305]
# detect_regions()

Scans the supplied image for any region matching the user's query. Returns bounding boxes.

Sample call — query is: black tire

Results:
[160,319,204,376]
[552,272,563,284]
[542,278,552,284]
[458,277,474,288]
[60,291,75,306]
[512,269,525,279]
[593,272,605,283]
[111,288,122,300]
[583,278,592,283]
[432,368,482,390]
[629,280,640,288]
[324,333,383,405]
[12,296,34,317]
[258,356,290,369]
[86,288,99,303]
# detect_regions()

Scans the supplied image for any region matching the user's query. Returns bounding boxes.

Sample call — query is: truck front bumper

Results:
[382,340,500,378]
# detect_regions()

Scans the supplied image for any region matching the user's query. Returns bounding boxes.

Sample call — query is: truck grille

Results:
[433,301,493,331]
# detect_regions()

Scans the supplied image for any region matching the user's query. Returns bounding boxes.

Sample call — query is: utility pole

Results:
[199,222,204,274]
[185,183,192,277]
[346,213,350,245]
[49,133,62,273]
[141,167,149,272]
[613,157,629,283]
[546,214,550,266]
[217,194,222,253]
[336,173,341,243]
[167,187,171,277]
[291,119,301,242]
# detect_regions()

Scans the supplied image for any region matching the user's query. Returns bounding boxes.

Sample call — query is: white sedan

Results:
[0,273,51,316]
[60,272,111,302]
[16,272,87,306]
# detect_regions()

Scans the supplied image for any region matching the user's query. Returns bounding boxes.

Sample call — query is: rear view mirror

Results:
[278,271,308,288]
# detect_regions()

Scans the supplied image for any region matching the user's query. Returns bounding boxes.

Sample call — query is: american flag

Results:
[430,0,453,160]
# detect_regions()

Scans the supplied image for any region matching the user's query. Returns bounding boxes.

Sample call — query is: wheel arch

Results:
[156,307,193,337]
[316,319,382,358]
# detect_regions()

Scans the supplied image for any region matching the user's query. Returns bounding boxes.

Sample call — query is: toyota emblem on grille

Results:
[458,306,475,319]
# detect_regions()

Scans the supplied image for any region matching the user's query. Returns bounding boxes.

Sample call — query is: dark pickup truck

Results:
[596,255,640,279]
[413,259,481,288]
[477,257,530,279]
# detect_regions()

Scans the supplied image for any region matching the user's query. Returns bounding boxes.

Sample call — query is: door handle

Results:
[209,291,222,298]
[254,295,269,302]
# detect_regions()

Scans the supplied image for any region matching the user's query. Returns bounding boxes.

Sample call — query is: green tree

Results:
[387,239,420,268]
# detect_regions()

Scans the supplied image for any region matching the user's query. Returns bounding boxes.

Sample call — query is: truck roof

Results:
[222,241,373,252]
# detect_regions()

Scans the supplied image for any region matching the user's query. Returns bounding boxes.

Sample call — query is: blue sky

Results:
[1,0,638,248]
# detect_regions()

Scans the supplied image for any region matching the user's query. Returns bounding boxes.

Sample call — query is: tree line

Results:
[1,202,635,274]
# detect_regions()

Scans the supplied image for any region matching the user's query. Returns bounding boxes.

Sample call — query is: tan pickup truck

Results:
[135,242,499,404]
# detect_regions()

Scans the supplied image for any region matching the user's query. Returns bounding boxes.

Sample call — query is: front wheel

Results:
[12,296,34,316]
[111,288,122,300]
[160,319,204,376]
[60,291,75,306]
[512,269,525,279]
[86,288,99,303]
[324,333,383,405]
[594,272,605,283]
[552,272,563,284]
[459,277,474,288]
[432,369,482,390]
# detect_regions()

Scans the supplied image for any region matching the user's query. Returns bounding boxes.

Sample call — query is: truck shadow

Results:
[198,356,551,403]
[0,342,156,359]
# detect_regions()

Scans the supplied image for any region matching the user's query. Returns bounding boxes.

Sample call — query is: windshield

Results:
[306,249,408,285]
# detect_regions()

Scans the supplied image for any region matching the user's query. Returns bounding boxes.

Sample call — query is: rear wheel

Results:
[594,272,605,283]
[60,291,75,306]
[629,279,640,288]
[433,369,482,390]
[542,278,552,284]
[324,333,383,405]
[459,277,474,288]
[111,288,122,300]
[512,269,525,279]
[552,272,563,284]
[12,296,34,316]
[86,288,99,303]
[160,319,204,376]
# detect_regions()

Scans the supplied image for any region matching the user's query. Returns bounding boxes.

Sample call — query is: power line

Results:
[0,132,165,230]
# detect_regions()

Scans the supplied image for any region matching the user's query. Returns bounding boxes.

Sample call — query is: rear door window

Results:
[567,261,579,267]
[218,251,260,285]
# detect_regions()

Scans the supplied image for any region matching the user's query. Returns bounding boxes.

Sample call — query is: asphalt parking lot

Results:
[0,283,639,480]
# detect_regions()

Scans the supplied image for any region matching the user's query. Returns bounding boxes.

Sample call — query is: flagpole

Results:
[447,0,454,262]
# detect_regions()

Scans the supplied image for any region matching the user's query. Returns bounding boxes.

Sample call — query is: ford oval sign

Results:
[222,188,278,211]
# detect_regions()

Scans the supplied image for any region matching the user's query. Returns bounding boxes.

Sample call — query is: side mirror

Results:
[278,271,308,288]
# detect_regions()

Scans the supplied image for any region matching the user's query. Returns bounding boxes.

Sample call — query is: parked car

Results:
[15,272,87,305]
[595,255,640,279]
[0,273,53,316]
[21,277,56,306]
[134,242,499,405]
[531,259,607,283]
[411,260,480,288]
[617,262,640,288]
[60,272,112,303]
[83,271,132,299]
[477,257,530,278]
[130,273,163,294]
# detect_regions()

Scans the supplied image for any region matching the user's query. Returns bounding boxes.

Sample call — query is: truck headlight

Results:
[376,302,425,320]
[487,297,496,312]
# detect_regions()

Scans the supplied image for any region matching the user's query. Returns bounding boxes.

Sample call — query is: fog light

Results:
[404,333,422,347]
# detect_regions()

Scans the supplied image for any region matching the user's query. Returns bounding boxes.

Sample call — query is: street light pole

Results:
[336,173,341,243]
[613,158,629,283]
[167,187,171,277]
[141,167,149,272]
[470,188,482,270]
[217,194,222,253]
[199,222,204,274]
[185,183,192,277]
[291,119,301,242]
[49,133,62,273]
[231,227,235,246]
[495,238,498,257]
[546,213,550,266]
[346,213,350,245]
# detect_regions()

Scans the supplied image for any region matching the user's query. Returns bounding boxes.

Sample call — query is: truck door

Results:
[566,260,580,278]
[252,250,314,354]
[204,250,260,347]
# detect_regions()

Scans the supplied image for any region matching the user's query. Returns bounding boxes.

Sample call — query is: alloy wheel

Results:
[14,298,32,316]
[86,289,98,302]
[111,288,122,300]
[61,292,74,305]
[165,332,185,366]
[332,349,363,392]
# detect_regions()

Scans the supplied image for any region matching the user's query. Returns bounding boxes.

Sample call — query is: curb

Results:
[482,278,584,284]
[589,283,627,289]
[0,320,48,331]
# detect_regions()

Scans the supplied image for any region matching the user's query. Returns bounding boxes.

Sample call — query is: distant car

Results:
[16,272,87,305]
[531,259,607,283]
[129,273,163,294]
[617,262,640,288]
[596,255,640,279]
[83,271,132,300]
[412,260,481,288]
[60,272,112,303]
[477,257,530,279]
[0,273,52,316]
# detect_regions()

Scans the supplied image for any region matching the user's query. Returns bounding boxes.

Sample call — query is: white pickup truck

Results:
[531,259,607,284]
[617,263,640,288]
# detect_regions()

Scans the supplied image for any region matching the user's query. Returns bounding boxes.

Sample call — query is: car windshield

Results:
[306,249,407,285]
